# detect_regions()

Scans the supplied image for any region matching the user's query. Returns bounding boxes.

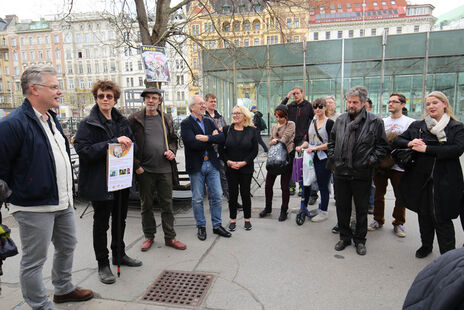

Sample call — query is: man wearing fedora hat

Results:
[128,87,186,252]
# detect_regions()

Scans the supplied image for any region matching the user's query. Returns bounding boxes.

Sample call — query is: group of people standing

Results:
[1,65,464,309]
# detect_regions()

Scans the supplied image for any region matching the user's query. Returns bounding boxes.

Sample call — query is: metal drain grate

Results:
[141,270,214,307]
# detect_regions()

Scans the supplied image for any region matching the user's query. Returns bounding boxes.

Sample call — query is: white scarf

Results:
[425,113,450,143]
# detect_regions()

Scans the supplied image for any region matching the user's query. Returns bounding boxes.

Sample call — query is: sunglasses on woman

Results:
[313,104,324,109]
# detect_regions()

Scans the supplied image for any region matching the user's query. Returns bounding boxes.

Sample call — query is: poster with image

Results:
[141,45,171,82]
[107,143,133,192]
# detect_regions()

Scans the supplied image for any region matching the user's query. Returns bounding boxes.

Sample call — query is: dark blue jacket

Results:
[74,104,134,201]
[180,115,224,174]
[403,247,464,310]
[0,99,70,206]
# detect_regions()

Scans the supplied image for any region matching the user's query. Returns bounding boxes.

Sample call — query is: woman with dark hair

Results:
[74,80,142,285]
[296,98,334,222]
[220,105,258,231]
[394,91,464,258]
[259,104,295,221]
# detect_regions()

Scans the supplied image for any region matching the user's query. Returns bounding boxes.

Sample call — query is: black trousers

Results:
[226,170,252,219]
[257,134,268,152]
[418,181,455,254]
[334,177,370,245]
[92,189,129,266]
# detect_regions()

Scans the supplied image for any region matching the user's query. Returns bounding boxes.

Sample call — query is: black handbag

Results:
[266,141,289,175]
[0,224,18,260]
[391,148,415,170]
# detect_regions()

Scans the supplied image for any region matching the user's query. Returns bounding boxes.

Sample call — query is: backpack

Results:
[259,117,267,131]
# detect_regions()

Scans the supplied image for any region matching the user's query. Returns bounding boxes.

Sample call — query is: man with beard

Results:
[328,86,388,255]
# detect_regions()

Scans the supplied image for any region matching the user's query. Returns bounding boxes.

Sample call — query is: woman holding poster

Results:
[74,80,141,285]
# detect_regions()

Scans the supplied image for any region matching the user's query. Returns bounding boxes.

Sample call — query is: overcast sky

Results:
[1,0,463,21]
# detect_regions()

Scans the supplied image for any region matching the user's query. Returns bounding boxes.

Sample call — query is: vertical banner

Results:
[107,143,134,192]
[141,45,171,82]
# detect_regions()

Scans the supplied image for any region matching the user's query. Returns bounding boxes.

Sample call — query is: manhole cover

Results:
[141,270,214,307]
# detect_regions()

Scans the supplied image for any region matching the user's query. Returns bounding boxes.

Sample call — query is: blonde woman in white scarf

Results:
[394,91,464,259]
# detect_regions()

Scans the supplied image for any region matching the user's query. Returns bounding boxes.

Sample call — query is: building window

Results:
[56,64,61,73]
[360,29,365,37]
[382,1,387,5]
[78,63,83,74]
[69,79,75,90]
[373,2,378,6]
[234,40,239,46]
[371,28,377,36]
[244,39,249,47]
[287,18,292,29]
[193,58,198,69]
[78,51,82,59]
[11,38,17,46]
[396,26,402,34]
[80,80,85,89]
[29,37,33,45]
[244,21,250,31]
[88,79,92,89]
[326,31,330,40]
[84,33,90,43]
[138,77,143,86]
[349,30,354,38]
[253,21,260,30]
[110,62,116,72]
[223,23,230,32]
[95,61,99,73]
[38,51,43,59]
[338,31,343,39]
[138,61,143,71]
[87,63,91,73]
[414,25,420,32]
[85,49,90,58]
[384,28,389,35]
[294,18,299,28]
[391,0,396,4]
[66,49,72,59]
[54,34,59,43]
[67,62,73,74]
[55,49,61,59]
[294,36,299,43]
[13,51,18,61]
[103,62,108,73]
[254,38,259,46]
[314,32,319,40]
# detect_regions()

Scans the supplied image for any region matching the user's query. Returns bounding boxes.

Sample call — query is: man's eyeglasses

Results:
[35,84,60,91]
[232,112,242,116]
[97,94,114,100]
[388,100,402,104]
[313,104,324,110]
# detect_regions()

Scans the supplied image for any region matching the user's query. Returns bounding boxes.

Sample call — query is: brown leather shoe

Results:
[53,287,94,303]
[141,238,154,251]
[165,239,187,250]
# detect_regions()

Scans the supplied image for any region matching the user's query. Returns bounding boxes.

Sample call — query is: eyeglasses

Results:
[35,84,60,91]
[232,112,242,116]
[313,105,324,109]
[97,94,114,100]
[388,100,402,104]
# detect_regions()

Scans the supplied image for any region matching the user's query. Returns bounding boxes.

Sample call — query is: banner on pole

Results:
[141,45,171,83]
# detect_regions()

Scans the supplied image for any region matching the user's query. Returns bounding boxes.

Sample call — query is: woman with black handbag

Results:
[259,104,295,221]
[394,91,464,258]
[220,106,258,231]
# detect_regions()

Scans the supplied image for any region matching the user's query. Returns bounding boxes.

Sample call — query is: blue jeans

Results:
[189,160,223,228]
[314,158,331,211]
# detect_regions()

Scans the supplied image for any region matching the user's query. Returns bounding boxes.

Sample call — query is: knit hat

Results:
[275,104,288,115]
[250,105,257,111]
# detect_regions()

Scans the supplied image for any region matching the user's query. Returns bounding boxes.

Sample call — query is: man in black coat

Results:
[328,86,388,256]
[281,86,315,199]
[181,95,230,241]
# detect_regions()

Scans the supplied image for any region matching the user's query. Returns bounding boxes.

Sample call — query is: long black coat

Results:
[394,119,464,221]
[74,104,134,201]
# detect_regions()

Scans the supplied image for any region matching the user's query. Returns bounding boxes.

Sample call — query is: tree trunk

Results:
[134,0,152,45]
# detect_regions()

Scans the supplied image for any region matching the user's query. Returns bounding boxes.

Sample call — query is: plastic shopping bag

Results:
[302,151,316,186]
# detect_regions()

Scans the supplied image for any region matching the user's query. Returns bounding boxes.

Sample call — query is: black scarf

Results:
[341,106,367,168]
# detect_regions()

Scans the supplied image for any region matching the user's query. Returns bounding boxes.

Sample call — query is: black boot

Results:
[98,264,116,284]
[278,209,288,222]
[259,206,272,218]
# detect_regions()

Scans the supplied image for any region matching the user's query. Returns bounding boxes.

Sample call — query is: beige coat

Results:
[271,120,295,152]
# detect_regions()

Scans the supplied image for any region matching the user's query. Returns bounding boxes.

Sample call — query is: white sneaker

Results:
[368,220,382,231]
[394,224,406,238]
[311,211,328,222]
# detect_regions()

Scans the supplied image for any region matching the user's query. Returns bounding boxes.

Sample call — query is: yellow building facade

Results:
[187,0,309,97]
